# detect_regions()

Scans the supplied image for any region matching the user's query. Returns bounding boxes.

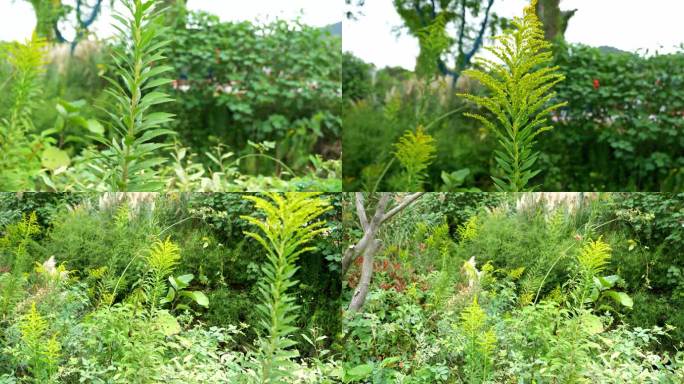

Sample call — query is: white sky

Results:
[344,0,684,69]
[0,0,342,42]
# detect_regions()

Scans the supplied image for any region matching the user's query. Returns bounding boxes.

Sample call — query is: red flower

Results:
[593,79,600,90]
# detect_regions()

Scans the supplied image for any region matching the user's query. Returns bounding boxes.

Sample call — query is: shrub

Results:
[342,53,373,102]
[167,12,341,170]
[542,44,684,191]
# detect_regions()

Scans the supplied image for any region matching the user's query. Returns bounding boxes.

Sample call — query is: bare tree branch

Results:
[381,192,425,225]
[355,193,369,231]
[343,192,425,312]
[348,239,380,312]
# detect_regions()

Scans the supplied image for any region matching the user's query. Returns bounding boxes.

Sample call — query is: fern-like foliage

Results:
[97,0,175,191]
[0,213,39,320]
[576,237,611,277]
[19,302,61,383]
[460,297,495,383]
[572,237,611,308]
[0,33,47,190]
[242,193,331,384]
[457,215,480,243]
[459,0,566,191]
[394,126,437,191]
[144,237,180,313]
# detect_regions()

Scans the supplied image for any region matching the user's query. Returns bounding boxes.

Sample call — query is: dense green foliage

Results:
[540,44,684,191]
[343,77,486,192]
[0,3,341,192]
[0,193,342,382]
[341,193,684,382]
[342,53,373,102]
[343,4,684,192]
[168,12,341,172]
[603,193,684,344]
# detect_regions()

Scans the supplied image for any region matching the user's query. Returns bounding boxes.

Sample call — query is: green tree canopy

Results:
[393,0,508,85]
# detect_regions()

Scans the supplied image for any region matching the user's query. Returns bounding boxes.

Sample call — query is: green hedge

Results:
[168,12,342,171]
[541,43,684,191]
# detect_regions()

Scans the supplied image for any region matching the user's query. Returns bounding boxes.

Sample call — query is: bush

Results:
[541,43,684,191]
[603,193,684,346]
[167,12,342,171]
[342,53,373,102]
[342,43,684,192]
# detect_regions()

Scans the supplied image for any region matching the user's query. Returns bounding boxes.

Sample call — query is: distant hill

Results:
[323,22,342,37]
[598,46,629,54]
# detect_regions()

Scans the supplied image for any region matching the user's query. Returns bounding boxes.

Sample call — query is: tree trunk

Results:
[348,239,380,312]
[159,0,188,28]
[536,0,575,41]
[344,192,425,312]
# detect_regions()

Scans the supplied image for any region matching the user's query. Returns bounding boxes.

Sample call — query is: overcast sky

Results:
[344,0,684,69]
[0,0,341,42]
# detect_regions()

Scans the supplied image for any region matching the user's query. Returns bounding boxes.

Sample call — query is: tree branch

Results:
[463,0,494,66]
[355,193,369,231]
[343,193,425,312]
[381,192,425,225]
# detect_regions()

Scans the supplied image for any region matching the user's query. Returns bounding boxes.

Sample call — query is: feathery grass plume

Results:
[144,237,180,313]
[19,302,61,382]
[0,32,47,190]
[394,126,437,191]
[460,297,495,383]
[459,0,566,191]
[242,193,331,384]
[97,0,176,191]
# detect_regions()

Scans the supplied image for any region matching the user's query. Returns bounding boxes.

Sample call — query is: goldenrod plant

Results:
[0,33,47,190]
[0,212,41,274]
[569,237,612,313]
[0,213,41,321]
[143,237,181,313]
[457,215,480,242]
[415,13,450,80]
[393,126,437,191]
[19,303,61,383]
[459,0,566,191]
[97,0,175,191]
[460,297,495,383]
[242,193,331,383]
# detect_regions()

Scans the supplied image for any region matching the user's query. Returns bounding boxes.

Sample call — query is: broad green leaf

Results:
[581,313,604,335]
[87,119,105,135]
[346,364,373,380]
[180,291,209,308]
[41,147,71,171]
[160,287,175,304]
[156,310,181,336]
[605,291,634,309]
